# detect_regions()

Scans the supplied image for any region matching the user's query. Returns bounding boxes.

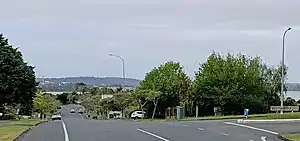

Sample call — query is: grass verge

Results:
[0,126,28,141]
[282,134,300,141]
[8,119,41,126]
[0,119,42,141]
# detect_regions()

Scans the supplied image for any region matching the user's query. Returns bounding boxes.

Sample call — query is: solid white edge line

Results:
[137,128,170,141]
[61,120,70,141]
[224,122,279,135]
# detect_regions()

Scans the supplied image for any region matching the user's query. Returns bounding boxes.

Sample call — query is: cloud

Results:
[1,0,300,81]
[129,23,173,29]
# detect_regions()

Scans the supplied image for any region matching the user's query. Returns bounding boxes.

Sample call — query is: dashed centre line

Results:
[197,128,205,131]
[220,132,228,136]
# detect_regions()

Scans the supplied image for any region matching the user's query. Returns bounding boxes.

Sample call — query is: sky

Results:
[1,0,300,82]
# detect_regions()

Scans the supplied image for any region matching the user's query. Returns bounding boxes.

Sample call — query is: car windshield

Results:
[2,1,300,141]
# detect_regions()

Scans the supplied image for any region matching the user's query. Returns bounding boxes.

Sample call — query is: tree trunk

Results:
[152,101,158,119]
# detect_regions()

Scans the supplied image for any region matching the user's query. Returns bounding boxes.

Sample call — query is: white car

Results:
[131,111,146,119]
[51,114,62,120]
[70,109,75,113]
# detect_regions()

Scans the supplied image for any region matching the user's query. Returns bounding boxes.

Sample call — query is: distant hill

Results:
[286,83,300,91]
[36,76,141,89]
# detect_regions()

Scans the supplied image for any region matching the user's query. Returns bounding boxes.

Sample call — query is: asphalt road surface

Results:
[244,122,300,134]
[20,105,282,141]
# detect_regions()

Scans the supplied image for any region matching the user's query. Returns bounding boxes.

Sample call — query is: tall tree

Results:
[194,52,281,116]
[138,61,190,114]
[0,34,37,115]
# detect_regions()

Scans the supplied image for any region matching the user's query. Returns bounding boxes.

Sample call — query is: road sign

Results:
[270,106,299,112]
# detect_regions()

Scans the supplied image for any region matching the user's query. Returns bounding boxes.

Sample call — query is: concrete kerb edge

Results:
[277,135,294,141]
[237,119,300,123]
[12,120,48,141]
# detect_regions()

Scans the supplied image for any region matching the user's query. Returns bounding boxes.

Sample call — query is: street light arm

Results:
[109,54,124,62]
[109,53,126,87]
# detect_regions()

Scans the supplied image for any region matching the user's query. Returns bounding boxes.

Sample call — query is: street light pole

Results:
[109,53,125,87]
[280,27,291,114]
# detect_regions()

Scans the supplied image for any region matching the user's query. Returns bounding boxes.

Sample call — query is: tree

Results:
[0,34,38,115]
[284,97,297,106]
[132,89,150,119]
[138,61,190,115]
[146,90,163,119]
[56,93,69,105]
[33,92,60,118]
[193,52,281,116]
[112,92,134,118]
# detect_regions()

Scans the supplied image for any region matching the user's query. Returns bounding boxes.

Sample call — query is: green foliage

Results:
[193,52,281,116]
[0,34,37,115]
[138,61,191,115]
[33,92,60,114]
[56,93,69,105]
[284,97,297,106]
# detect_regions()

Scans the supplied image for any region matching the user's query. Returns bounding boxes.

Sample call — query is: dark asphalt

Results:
[244,122,300,134]
[20,105,282,141]
[21,121,64,141]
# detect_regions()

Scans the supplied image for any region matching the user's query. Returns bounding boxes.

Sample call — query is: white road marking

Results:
[261,136,267,141]
[181,124,187,126]
[137,128,170,141]
[220,132,228,136]
[224,122,279,135]
[249,140,254,141]
[61,120,70,141]
[197,128,205,131]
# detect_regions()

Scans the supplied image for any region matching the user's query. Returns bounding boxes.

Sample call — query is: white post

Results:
[196,106,199,117]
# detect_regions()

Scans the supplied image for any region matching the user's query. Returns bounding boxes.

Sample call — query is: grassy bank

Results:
[282,134,300,141]
[0,119,41,141]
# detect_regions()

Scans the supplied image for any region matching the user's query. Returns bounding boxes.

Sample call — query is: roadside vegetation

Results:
[0,34,61,141]
[1,32,300,140]
[0,119,41,141]
[73,53,300,120]
[282,134,300,141]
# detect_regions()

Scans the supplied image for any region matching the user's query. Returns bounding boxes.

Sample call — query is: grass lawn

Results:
[0,119,42,141]
[249,112,300,120]
[0,126,28,141]
[282,134,300,141]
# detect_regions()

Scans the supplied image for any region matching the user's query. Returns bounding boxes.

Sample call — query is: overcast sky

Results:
[1,0,300,82]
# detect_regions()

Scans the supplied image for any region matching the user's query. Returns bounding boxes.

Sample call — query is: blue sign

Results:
[244,109,249,117]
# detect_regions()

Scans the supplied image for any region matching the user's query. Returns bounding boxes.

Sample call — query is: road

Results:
[20,105,281,141]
